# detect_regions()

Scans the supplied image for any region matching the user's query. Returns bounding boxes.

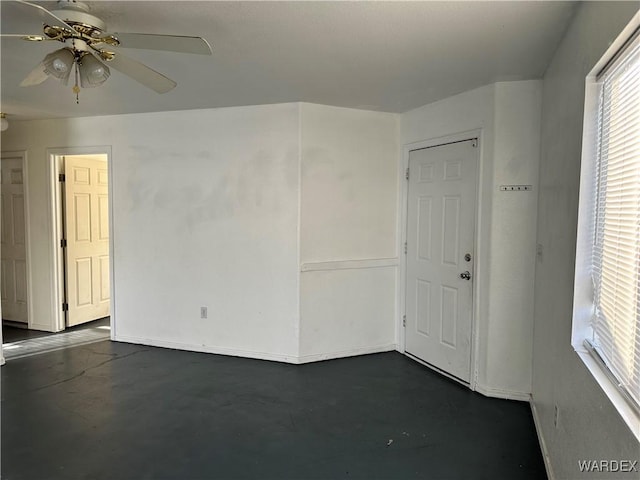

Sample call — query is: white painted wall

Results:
[487,82,541,395]
[299,104,398,263]
[1,104,301,361]
[400,80,541,399]
[531,3,640,479]
[299,103,398,360]
[1,102,399,363]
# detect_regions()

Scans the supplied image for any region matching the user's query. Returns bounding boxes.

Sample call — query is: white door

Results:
[1,157,28,323]
[64,155,110,327]
[405,139,477,382]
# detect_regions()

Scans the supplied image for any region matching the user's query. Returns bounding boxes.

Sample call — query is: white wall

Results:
[1,103,301,361]
[531,3,639,479]
[1,102,400,364]
[487,82,541,395]
[400,80,541,399]
[298,103,398,360]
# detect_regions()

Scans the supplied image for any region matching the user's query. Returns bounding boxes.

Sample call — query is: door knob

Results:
[460,271,471,280]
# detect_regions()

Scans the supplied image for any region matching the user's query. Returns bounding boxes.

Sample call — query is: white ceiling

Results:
[1,1,578,120]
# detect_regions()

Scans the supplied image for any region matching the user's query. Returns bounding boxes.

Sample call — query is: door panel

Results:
[64,156,110,326]
[1,157,28,322]
[405,140,477,382]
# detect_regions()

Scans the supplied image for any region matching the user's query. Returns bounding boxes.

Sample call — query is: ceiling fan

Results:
[1,0,212,102]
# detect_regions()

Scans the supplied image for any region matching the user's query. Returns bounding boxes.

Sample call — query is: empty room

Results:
[1,1,638,479]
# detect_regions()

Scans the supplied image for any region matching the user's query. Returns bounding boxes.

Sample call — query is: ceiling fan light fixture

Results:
[43,48,75,84]
[78,53,110,88]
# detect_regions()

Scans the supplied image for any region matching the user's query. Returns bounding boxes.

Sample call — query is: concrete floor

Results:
[2,317,110,344]
[1,341,546,479]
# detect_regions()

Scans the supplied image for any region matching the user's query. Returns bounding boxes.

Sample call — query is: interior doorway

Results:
[1,152,30,328]
[1,148,114,357]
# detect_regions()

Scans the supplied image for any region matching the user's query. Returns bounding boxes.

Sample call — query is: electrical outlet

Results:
[554,405,560,428]
[200,306,208,319]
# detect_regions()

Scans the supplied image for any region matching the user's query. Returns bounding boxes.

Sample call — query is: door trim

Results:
[47,146,114,338]
[398,129,484,391]
[0,151,32,329]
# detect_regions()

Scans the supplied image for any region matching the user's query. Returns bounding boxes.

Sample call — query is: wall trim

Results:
[530,400,556,480]
[115,335,396,365]
[296,343,397,363]
[301,258,397,272]
[114,334,300,364]
[475,383,531,402]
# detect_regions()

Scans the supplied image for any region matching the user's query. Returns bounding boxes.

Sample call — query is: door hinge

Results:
[404,242,407,255]
[58,173,66,182]
[402,315,406,327]
[62,302,68,312]
[60,238,67,248]
[471,139,478,148]
[405,168,410,180]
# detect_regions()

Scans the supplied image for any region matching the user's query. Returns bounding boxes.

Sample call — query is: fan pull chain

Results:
[73,60,80,104]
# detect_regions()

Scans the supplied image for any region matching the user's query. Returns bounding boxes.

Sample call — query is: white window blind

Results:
[591,30,640,409]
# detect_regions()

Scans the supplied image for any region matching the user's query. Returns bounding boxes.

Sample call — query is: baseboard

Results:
[530,400,555,480]
[114,334,299,364]
[114,335,396,365]
[3,320,28,329]
[475,383,531,401]
[296,343,397,363]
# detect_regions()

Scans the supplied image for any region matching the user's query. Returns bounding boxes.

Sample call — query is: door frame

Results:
[0,150,33,329]
[47,146,115,338]
[398,129,484,391]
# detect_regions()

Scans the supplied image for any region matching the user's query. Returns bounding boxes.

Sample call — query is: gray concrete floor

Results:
[1,341,546,479]
[2,317,110,344]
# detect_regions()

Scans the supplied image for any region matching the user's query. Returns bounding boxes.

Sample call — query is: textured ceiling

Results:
[0,1,578,120]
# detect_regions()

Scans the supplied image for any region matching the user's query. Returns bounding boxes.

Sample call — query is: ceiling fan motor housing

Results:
[51,1,107,34]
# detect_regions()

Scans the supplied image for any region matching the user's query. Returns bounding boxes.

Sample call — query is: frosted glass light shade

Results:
[43,48,75,85]
[79,53,110,87]
[0,115,8,132]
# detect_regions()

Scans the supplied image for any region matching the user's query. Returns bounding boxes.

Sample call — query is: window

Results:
[589,30,640,409]
[573,22,640,437]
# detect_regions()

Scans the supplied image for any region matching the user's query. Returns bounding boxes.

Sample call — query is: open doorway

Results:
[2,149,113,357]
[1,152,30,331]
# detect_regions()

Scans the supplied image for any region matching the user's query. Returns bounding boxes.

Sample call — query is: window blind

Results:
[591,31,640,409]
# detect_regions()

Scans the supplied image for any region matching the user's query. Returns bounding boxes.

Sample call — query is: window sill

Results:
[576,348,640,442]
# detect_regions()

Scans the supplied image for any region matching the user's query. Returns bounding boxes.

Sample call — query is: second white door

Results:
[405,139,477,383]
[1,156,28,323]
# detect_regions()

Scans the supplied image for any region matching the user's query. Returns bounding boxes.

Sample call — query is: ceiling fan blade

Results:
[19,62,49,87]
[0,33,48,41]
[106,52,177,94]
[8,1,79,34]
[110,33,212,55]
